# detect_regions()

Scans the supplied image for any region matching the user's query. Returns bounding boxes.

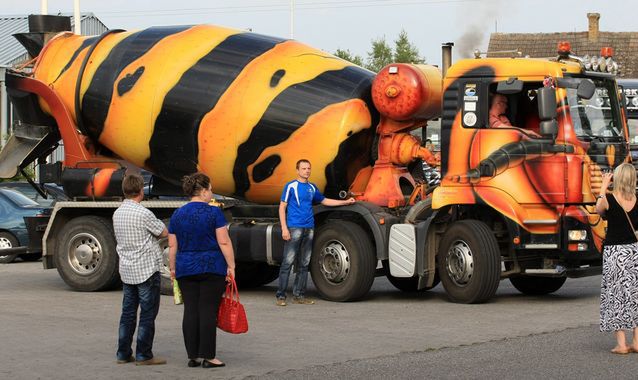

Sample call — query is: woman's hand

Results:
[601,172,613,193]
[170,269,175,283]
[226,266,235,282]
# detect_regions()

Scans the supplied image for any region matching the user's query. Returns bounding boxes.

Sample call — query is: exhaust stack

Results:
[13,15,71,58]
[442,42,454,78]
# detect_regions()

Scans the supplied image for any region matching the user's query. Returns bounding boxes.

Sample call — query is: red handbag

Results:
[217,277,248,334]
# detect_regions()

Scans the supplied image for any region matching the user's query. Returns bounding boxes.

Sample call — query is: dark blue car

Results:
[0,188,52,263]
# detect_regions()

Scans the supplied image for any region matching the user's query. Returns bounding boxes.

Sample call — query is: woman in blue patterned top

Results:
[168,173,236,368]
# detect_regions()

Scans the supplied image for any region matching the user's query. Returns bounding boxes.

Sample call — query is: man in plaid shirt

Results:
[113,174,168,365]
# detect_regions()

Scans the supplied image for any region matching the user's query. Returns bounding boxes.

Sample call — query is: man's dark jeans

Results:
[276,227,314,299]
[117,272,161,361]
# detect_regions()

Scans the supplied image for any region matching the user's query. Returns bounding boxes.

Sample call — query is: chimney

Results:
[588,13,600,42]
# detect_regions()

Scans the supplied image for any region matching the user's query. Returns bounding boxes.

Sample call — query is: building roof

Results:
[0,13,108,66]
[487,14,638,78]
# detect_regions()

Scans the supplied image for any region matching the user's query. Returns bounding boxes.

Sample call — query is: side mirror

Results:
[537,86,557,120]
[576,79,596,100]
[539,120,558,136]
[537,87,558,138]
[496,77,524,94]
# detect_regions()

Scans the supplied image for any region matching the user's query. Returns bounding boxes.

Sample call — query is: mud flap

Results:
[388,224,417,277]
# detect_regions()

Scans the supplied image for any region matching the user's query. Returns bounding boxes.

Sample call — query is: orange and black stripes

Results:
[32,25,376,203]
[146,32,286,181]
[81,26,191,141]
[233,66,375,197]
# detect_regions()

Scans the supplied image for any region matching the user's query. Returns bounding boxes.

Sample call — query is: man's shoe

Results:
[116,355,135,364]
[276,297,287,306]
[292,296,315,305]
[135,357,167,366]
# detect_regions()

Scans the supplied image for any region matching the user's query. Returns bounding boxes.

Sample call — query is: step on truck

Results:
[1,16,629,303]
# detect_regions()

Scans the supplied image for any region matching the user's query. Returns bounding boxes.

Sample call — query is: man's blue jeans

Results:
[276,227,314,299]
[117,272,161,361]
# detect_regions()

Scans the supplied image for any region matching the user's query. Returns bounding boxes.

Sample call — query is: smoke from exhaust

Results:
[456,1,504,58]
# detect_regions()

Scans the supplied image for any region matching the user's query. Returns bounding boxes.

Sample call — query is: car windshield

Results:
[567,78,622,138]
[1,189,39,207]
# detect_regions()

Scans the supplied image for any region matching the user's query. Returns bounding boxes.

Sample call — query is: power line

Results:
[93,0,481,18]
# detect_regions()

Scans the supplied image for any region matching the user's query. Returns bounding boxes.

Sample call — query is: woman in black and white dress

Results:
[596,163,638,354]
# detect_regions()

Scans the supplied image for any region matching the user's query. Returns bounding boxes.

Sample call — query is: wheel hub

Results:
[75,244,95,266]
[68,233,102,275]
[445,240,474,287]
[319,240,350,283]
[0,237,12,249]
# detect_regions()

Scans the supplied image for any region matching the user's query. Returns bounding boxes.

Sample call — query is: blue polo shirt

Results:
[281,180,325,228]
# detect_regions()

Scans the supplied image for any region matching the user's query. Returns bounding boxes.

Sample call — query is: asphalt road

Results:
[0,261,632,380]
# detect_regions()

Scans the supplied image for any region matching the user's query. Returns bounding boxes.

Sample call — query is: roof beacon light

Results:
[600,47,614,58]
[557,41,572,56]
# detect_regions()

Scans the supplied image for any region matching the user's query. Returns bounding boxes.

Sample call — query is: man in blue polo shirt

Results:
[276,159,355,306]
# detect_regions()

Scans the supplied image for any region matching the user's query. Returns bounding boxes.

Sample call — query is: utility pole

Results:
[41,0,48,14]
[74,0,81,34]
[290,0,295,39]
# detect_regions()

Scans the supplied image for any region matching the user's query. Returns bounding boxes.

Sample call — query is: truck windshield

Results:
[567,78,622,139]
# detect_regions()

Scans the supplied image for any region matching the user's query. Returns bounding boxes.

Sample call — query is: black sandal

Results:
[202,360,225,368]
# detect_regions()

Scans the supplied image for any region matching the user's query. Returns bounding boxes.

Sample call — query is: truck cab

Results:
[411,48,627,302]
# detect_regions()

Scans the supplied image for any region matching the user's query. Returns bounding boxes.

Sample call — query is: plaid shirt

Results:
[113,199,166,285]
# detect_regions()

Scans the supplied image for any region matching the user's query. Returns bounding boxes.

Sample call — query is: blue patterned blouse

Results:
[169,202,228,278]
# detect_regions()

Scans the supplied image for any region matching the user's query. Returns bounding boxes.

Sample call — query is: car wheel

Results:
[0,232,19,264]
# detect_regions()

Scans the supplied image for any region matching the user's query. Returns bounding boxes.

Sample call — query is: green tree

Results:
[334,48,364,67]
[365,37,393,73]
[393,29,424,64]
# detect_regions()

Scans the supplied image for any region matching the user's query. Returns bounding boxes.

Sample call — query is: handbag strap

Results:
[223,277,240,302]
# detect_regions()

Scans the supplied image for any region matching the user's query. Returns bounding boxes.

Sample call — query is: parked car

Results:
[0,188,52,263]
[0,182,68,207]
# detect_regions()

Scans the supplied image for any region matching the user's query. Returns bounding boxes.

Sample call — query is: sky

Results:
[2,0,636,67]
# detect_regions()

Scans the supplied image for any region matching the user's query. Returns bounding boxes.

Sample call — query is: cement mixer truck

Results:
[2,16,629,303]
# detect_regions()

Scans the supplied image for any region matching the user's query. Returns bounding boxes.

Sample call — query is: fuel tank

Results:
[33,25,378,203]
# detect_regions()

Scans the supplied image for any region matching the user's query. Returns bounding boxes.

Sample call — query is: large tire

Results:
[0,232,19,264]
[510,276,566,295]
[55,216,120,291]
[235,262,280,289]
[310,221,376,302]
[437,220,501,304]
[382,260,439,292]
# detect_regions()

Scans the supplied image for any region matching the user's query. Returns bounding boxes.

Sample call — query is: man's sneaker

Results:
[276,297,287,306]
[292,296,315,305]
[116,355,135,364]
[135,357,167,366]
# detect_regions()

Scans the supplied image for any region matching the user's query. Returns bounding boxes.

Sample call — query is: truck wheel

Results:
[55,216,120,291]
[382,260,440,292]
[235,262,280,289]
[437,220,500,304]
[310,221,376,302]
[510,276,566,295]
[0,232,19,264]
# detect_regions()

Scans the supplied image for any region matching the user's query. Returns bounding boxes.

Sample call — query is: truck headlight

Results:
[568,230,587,241]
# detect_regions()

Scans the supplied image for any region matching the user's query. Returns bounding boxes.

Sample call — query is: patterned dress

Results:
[600,194,638,332]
